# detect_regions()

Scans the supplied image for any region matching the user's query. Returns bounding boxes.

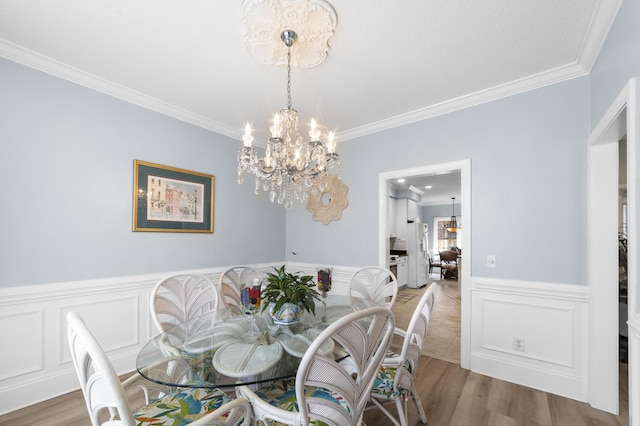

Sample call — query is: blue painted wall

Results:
[286,78,589,284]
[0,58,285,287]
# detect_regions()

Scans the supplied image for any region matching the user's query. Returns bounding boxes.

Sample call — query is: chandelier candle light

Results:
[237,30,340,209]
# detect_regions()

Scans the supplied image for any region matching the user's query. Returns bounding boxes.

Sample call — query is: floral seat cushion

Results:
[371,358,412,398]
[254,378,365,426]
[133,387,230,425]
[384,349,400,360]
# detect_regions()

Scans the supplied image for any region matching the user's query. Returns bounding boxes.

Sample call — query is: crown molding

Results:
[0,38,240,141]
[2,37,587,146]
[575,0,623,73]
[337,61,589,142]
[337,0,624,143]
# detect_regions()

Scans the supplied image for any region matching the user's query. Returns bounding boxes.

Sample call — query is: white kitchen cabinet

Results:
[397,256,408,287]
[407,199,418,221]
[396,199,407,239]
[388,196,397,237]
[395,198,419,240]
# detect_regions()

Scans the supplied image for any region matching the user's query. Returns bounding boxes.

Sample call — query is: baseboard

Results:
[471,351,588,401]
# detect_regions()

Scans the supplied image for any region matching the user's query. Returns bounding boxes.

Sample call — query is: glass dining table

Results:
[136,295,371,389]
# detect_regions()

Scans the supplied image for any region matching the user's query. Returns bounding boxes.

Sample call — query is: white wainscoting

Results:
[1,267,602,416]
[0,274,160,415]
[0,262,358,415]
[470,277,590,402]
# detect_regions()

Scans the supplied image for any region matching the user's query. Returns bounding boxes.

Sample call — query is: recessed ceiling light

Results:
[424,185,432,189]
[397,178,406,183]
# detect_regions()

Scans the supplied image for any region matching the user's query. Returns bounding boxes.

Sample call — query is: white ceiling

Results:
[2,1,620,205]
[390,172,462,206]
[0,0,621,149]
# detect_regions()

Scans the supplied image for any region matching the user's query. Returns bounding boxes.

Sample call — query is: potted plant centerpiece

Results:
[261,265,321,325]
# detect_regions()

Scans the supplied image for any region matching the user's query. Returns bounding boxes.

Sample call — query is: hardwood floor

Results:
[394,281,461,363]
[0,357,626,426]
[362,357,628,426]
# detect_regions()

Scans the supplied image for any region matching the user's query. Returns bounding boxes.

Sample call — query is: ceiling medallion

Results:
[242,0,337,68]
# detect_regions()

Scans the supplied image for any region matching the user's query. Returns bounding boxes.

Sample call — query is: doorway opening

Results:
[587,79,636,418]
[378,159,471,369]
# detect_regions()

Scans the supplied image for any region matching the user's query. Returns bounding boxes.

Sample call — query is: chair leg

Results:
[410,385,428,424]
[395,395,409,426]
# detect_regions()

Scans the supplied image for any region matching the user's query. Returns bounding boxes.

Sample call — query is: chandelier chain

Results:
[287,47,292,110]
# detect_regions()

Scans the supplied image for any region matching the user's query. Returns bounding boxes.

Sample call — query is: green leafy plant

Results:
[261,265,321,315]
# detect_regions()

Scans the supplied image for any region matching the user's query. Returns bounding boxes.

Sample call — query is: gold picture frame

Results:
[133,160,214,233]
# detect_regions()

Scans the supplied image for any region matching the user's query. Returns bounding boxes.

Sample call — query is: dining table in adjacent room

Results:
[136,295,374,389]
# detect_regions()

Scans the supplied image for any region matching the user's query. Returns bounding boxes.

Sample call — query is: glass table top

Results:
[136,294,370,388]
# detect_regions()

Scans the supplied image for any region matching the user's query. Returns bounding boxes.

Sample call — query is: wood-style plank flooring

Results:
[0,357,627,426]
[362,356,628,426]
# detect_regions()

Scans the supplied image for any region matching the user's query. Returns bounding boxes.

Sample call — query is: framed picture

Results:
[133,160,214,233]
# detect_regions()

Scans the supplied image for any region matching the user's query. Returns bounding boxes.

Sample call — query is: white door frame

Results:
[588,78,637,418]
[379,159,471,369]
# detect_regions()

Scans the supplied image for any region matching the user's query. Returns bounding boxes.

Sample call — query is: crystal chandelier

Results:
[446,197,462,233]
[237,30,340,209]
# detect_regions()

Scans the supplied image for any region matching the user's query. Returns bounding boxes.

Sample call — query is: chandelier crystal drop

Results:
[237,30,340,209]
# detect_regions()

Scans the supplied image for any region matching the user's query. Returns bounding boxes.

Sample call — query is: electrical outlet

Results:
[487,255,497,268]
[514,337,525,352]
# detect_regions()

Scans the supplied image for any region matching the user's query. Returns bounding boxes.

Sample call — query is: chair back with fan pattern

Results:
[217,266,262,308]
[349,266,398,309]
[295,306,395,425]
[396,285,435,390]
[150,273,221,333]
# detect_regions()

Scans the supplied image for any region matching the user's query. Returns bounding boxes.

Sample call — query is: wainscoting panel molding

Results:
[58,296,141,365]
[0,309,43,381]
[0,275,158,415]
[471,277,589,401]
[479,298,575,367]
[0,267,594,415]
[0,262,299,415]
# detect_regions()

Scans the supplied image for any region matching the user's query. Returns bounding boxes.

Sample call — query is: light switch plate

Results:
[487,255,496,268]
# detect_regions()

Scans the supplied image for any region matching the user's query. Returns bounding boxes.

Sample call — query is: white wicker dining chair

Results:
[66,311,251,426]
[150,273,221,333]
[369,284,436,426]
[236,306,395,426]
[348,266,399,309]
[217,266,262,308]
